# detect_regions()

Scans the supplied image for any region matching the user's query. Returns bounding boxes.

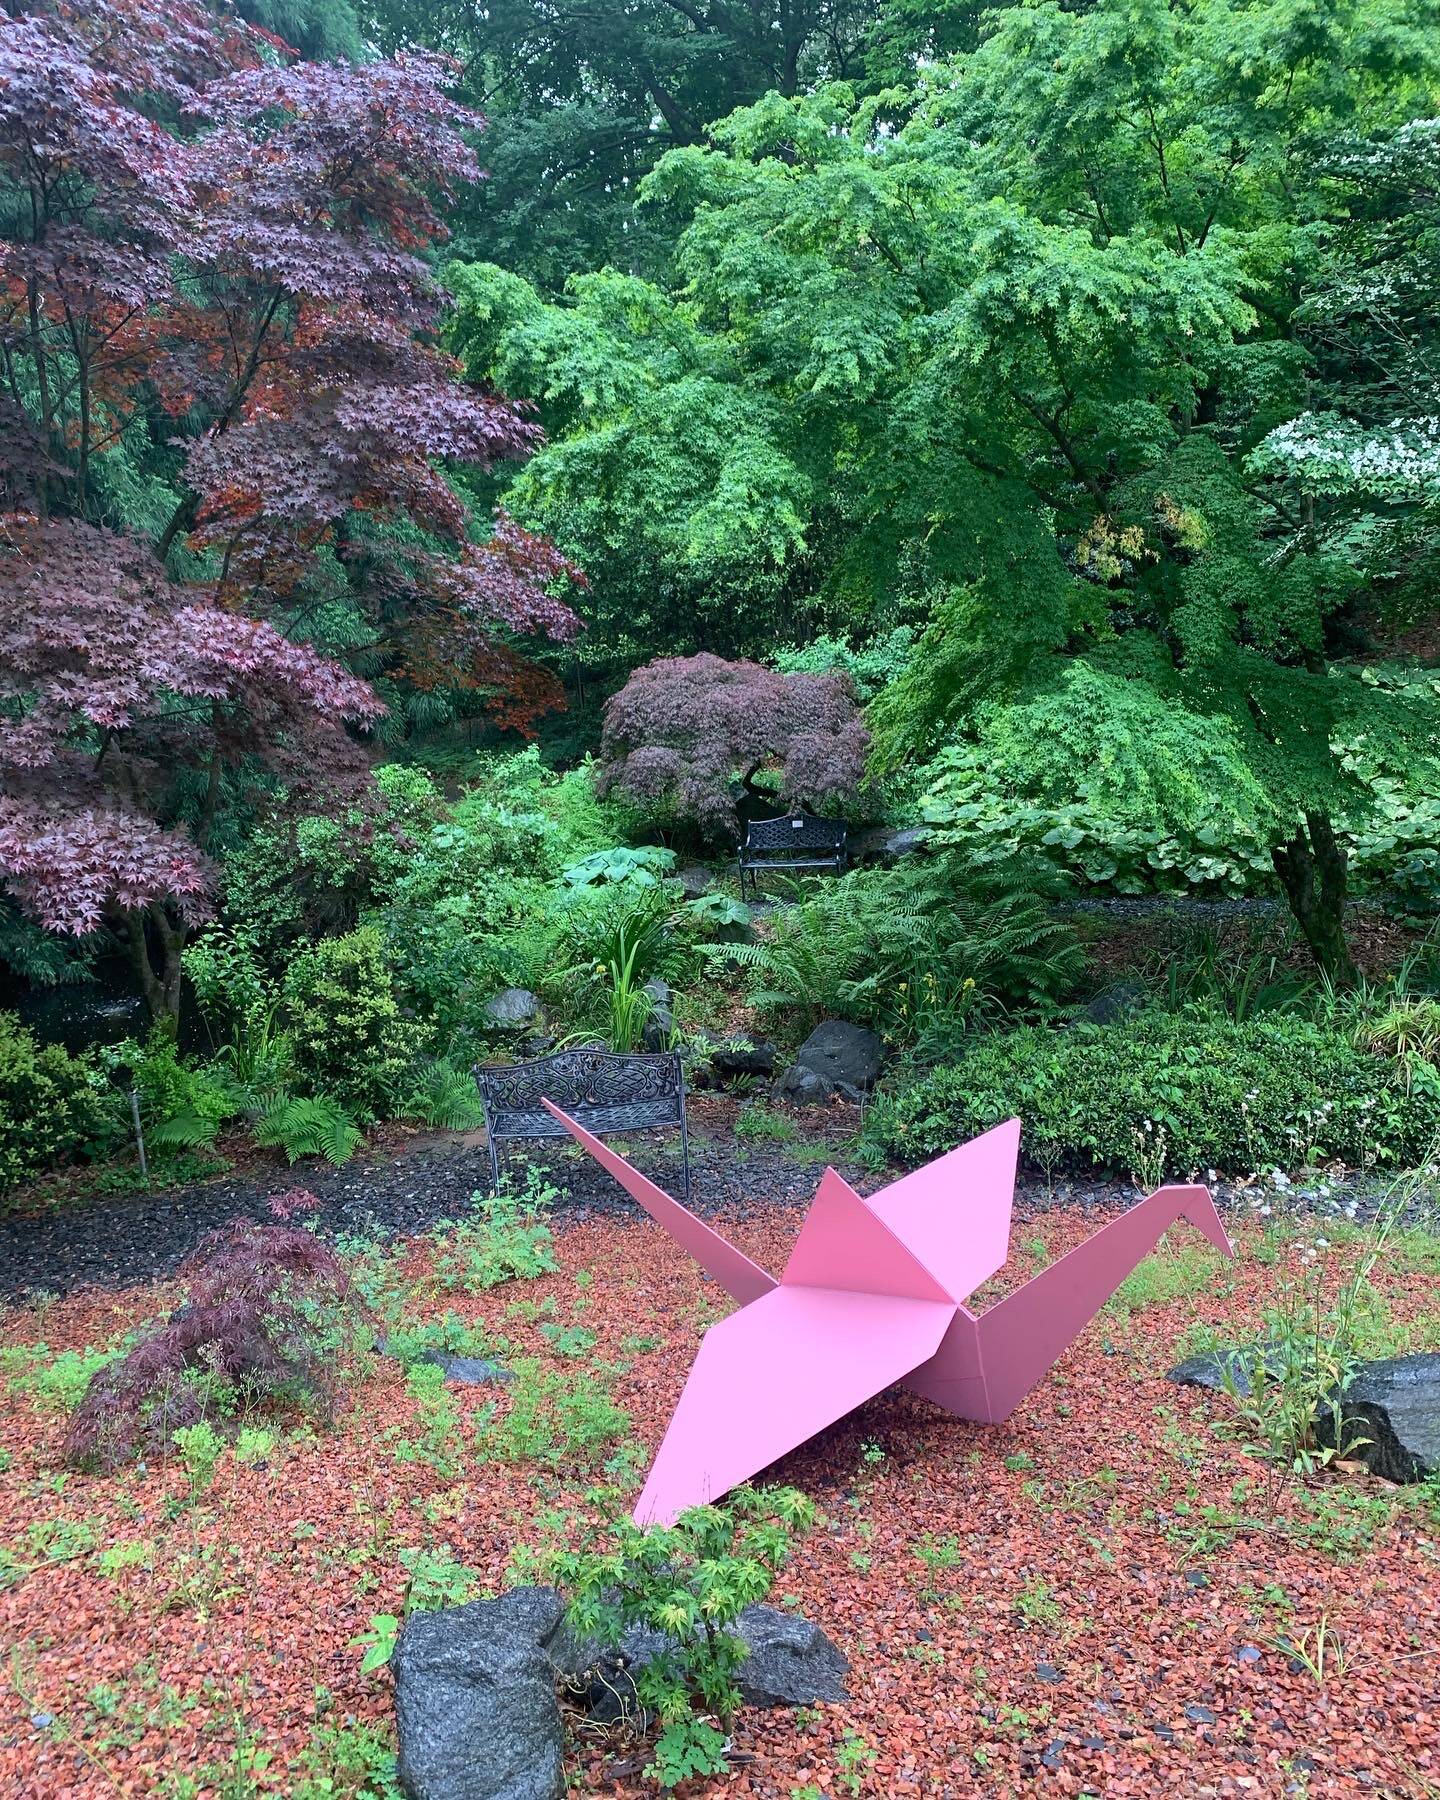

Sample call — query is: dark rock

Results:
[547,1601,848,1721]
[1081,979,1147,1025]
[515,1030,556,1061]
[731,1605,850,1707]
[548,1619,672,1727]
[1035,1663,1064,1684]
[777,1020,885,1105]
[1235,1645,1263,1665]
[1040,1741,1065,1771]
[775,1064,832,1105]
[1185,1704,1218,1724]
[393,1588,565,1800]
[420,1353,512,1386]
[642,977,675,1052]
[1317,1353,1440,1483]
[1184,1570,1209,1590]
[1172,1347,1440,1484]
[1166,1344,1288,1398]
[709,1040,778,1080]
[484,988,542,1032]
[676,865,716,900]
[848,825,929,866]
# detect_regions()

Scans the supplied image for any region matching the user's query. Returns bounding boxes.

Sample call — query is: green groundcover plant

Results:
[866,1008,1440,1178]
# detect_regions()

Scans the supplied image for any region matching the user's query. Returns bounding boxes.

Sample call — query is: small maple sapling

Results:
[596,653,869,837]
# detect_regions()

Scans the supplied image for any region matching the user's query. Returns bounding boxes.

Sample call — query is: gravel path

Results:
[7,1119,1419,1304]
[0,1133,871,1302]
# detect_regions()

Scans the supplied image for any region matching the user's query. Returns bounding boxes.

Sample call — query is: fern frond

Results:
[255,1096,362,1165]
[148,1111,221,1151]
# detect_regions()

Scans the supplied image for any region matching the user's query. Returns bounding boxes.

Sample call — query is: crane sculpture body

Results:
[540,1101,1234,1526]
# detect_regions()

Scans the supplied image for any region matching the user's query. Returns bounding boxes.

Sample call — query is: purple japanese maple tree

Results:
[0,0,583,1019]
[597,654,870,838]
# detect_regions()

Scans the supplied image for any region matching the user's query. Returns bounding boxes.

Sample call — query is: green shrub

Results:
[100,1032,242,1156]
[563,845,676,888]
[432,1177,560,1291]
[774,629,916,704]
[867,1007,1440,1177]
[475,1357,630,1470]
[540,1486,815,1778]
[0,1012,109,1190]
[253,1095,364,1165]
[713,852,1084,1046]
[282,926,421,1117]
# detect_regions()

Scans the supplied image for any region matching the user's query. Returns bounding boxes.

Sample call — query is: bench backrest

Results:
[476,1048,685,1140]
[742,813,847,856]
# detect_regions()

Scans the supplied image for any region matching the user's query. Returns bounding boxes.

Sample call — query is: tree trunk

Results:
[123,905,187,1032]
[1270,811,1359,986]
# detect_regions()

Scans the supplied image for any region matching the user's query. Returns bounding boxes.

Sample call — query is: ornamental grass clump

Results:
[64,1217,363,1470]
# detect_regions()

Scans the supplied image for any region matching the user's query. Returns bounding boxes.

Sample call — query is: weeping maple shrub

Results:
[64,1217,363,1471]
[596,653,869,839]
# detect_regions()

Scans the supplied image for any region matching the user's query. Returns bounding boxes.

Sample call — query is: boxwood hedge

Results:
[866,1008,1440,1178]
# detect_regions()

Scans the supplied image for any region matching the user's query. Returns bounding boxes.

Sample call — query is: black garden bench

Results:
[738,811,848,900]
[473,1047,691,1200]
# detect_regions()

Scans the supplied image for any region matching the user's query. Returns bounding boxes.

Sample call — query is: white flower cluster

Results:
[1249,413,1440,502]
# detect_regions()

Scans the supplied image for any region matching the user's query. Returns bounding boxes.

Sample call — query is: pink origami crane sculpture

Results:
[541,1102,1234,1526]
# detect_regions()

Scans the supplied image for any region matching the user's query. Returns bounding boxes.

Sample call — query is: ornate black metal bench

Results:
[738,811,848,899]
[473,1048,691,1199]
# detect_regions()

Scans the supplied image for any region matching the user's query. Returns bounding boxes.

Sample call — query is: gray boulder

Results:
[1081,979,1147,1026]
[642,977,675,1052]
[484,988,542,1032]
[848,825,929,866]
[418,1353,513,1386]
[710,1039,778,1080]
[548,1602,848,1723]
[547,1618,673,1726]
[393,1588,566,1800]
[731,1605,850,1707]
[1316,1354,1440,1483]
[778,1020,885,1104]
[1170,1348,1440,1485]
[676,865,716,900]
[1166,1344,1288,1398]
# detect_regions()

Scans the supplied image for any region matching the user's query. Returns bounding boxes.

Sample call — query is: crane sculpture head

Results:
[541,1101,1234,1526]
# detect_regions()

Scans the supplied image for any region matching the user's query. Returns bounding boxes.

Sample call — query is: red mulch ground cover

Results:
[2,1199,1438,1799]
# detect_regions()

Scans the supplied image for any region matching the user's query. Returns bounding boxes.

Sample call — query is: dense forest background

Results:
[3,0,1440,1189]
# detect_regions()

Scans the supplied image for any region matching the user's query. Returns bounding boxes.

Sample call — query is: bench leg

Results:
[488,1130,501,1194]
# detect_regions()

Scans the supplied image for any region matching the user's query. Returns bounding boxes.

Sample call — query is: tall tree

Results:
[455,0,1440,977]
[361,0,879,286]
[0,0,581,1017]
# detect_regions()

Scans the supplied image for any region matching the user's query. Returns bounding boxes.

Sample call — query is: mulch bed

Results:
[2,1167,1438,1797]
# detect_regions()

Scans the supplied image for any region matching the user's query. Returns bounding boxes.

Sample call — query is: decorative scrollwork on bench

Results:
[474,1049,691,1199]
